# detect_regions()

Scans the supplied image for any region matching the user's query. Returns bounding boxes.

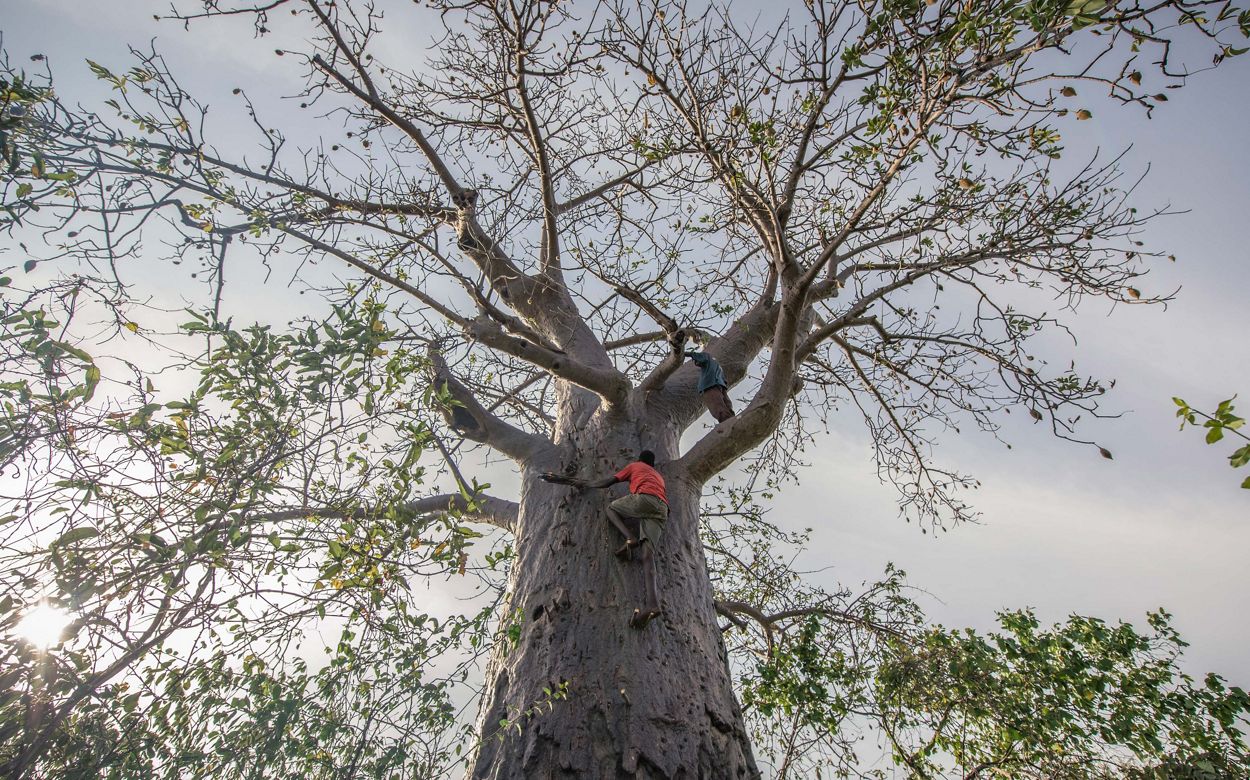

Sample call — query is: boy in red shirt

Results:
[542,450,667,628]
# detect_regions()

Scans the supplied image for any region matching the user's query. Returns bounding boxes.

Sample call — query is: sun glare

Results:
[14,604,72,649]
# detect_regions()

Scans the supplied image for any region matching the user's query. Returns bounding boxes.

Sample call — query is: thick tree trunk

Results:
[467,410,759,778]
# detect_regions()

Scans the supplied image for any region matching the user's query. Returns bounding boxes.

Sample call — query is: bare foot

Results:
[629,608,662,629]
[615,539,639,561]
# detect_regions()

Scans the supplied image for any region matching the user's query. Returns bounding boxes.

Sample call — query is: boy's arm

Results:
[540,471,621,490]
[582,475,621,490]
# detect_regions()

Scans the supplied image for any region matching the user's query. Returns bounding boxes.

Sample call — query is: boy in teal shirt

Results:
[678,333,735,422]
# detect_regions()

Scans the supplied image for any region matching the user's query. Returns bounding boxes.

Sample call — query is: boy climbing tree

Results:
[675,332,736,423]
[542,451,667,629]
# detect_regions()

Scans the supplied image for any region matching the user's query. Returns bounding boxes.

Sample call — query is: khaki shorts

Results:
[610,493,668,546]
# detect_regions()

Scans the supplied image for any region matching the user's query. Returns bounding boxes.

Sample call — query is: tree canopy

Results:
[1,0,1249,777]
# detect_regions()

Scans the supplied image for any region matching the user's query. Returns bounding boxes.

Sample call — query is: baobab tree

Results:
[2,0,1249,777]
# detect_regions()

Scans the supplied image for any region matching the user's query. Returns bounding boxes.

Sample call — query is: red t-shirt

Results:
[614,461,667,504]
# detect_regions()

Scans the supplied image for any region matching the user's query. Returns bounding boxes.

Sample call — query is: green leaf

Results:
[50,340,92,363]
[86,59,112,80]
[83,364,101,401]
[1066,0,1104,14]
[1205,427,1224,444]
[53,526,99,547]
[1230,445,1250,469]
[133,532,168,548]
[1242,475,1250,489]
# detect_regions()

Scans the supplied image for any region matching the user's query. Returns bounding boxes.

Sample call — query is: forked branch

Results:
[427,345,554,463]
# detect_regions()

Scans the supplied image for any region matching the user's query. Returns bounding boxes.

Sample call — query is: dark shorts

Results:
[609,493,668,546]
[702,385,735,422]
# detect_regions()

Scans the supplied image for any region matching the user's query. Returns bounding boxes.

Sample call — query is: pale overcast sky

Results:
[4,0,1248,692]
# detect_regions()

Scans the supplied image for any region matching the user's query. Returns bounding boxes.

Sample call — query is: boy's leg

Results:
[630,542,662,629]
[639,541,659,612]
[630,514,664,629]
[702,386,735,422]
[604,504,634,542]
[606,498,641,559]
[719,386,736,419]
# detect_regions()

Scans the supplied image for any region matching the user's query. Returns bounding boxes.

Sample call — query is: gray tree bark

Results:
[467,405,759,779]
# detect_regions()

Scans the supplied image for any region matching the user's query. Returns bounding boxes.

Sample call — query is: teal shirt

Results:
[685,350,727,392]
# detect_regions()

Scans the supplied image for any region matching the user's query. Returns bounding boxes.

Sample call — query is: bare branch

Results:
[427,345,555,463]
[715,599,906,642]
[264,492,520,533]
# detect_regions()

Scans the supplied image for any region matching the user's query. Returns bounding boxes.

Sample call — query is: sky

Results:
[3,0,1249,707]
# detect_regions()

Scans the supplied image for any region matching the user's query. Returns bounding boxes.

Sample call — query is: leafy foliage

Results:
[704,493,1250,779]
[871,610,1249,778]
[1174,396,1250,488]
[0,282,505,778]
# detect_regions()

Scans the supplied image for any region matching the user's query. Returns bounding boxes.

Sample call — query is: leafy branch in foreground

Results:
[0,281,512,778]
[1173,396,1250,488]
[704,492,1250,779]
